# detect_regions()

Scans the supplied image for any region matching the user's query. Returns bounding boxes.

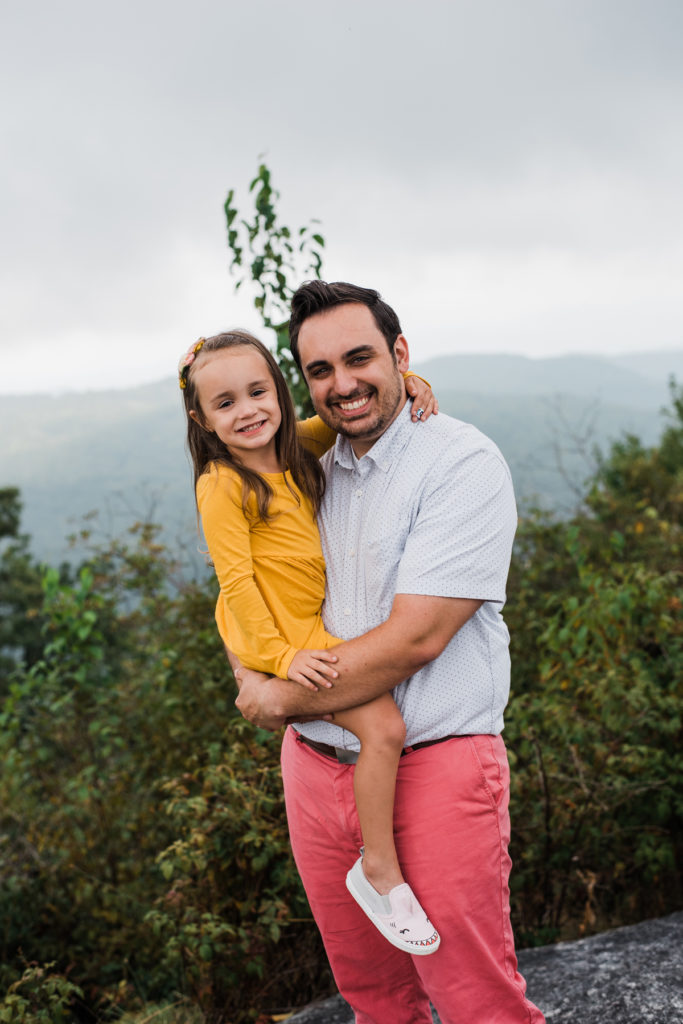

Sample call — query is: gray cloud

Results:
[1,0,682,391]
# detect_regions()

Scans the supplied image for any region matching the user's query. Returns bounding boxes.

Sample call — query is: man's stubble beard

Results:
[313,368,405,445]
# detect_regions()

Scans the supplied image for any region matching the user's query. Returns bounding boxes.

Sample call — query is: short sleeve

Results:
[395,449,517,603]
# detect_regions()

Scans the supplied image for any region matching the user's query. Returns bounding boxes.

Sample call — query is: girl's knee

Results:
[381,711,407,752]
[337,697,406,752]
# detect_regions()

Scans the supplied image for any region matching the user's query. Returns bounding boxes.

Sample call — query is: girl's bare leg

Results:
[333,693,406,895]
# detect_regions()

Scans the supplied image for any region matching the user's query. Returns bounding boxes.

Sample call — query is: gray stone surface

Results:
[288,912,683,1023]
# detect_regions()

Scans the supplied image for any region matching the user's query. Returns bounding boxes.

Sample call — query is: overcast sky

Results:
[2,0,682,394]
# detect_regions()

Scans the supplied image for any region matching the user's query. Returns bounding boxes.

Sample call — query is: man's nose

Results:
[332,367,359,396]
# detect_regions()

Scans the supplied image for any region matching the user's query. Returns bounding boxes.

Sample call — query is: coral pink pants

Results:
[281,727,545,1024]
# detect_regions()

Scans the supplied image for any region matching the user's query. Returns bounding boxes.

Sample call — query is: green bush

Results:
[0,524,330,1021]
[146,722,329,1022]
[505,384,683,943]
[1,390,681,1020]
[0,963,83,1024]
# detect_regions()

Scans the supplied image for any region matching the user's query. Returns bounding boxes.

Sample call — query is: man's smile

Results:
[334,391,374,415]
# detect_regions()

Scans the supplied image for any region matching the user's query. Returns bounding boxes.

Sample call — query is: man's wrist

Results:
[266,674,324,720]
[254,674,288,720]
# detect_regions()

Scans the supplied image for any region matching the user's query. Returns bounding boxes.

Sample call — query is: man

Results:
[235,281,545,1024]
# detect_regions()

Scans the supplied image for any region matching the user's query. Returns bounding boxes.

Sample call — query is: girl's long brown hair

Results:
[182,330,325,520]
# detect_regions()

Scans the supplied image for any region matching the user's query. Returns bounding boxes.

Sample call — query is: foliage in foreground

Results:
[505,382,683,943]
[0,388,681,1020]
[0,521,330,1022]
[0,963,83,1024]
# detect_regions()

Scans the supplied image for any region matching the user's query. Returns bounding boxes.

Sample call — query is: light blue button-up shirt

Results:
[295,402,518,749]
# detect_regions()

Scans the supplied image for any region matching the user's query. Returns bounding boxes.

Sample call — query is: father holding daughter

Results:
[232,281,545,1024]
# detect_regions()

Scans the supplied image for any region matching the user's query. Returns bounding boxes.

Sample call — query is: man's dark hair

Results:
[289,281,402,370]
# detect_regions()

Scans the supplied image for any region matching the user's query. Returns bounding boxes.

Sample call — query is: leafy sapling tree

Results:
[224,162,325,415]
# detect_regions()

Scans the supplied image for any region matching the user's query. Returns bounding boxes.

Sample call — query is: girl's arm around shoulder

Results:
[296,416,337,458]
[403,371,438,422]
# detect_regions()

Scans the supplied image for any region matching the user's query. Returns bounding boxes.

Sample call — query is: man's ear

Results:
[394,334,410,374]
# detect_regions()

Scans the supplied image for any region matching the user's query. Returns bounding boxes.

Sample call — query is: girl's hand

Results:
[404,373,439,422]
[288,649,339,690]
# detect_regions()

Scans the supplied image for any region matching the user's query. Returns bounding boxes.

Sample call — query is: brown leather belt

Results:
[294,729,459,765]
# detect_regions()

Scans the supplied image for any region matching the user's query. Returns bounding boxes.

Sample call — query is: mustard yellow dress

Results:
[196,416,339,678]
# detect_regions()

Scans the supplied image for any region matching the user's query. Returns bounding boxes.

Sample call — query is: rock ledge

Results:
[288,911,683,1023]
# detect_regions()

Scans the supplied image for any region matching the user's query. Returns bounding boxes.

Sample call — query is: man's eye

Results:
[310,367,330,378]
[350,356,370,365]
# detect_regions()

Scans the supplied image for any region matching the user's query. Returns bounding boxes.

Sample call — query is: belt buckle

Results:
[335,747,359,765]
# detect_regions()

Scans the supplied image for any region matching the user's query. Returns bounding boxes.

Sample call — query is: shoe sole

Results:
[345,872,441,956]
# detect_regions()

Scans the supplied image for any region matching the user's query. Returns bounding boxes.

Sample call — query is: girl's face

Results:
[190,347,283,473]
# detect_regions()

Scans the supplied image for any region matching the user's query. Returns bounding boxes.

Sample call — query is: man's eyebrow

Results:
[304,345,376,373]
[304,357,331,373]
[344,345,376,359]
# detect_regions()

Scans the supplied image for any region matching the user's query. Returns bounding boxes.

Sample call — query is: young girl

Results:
[179,329,441,955]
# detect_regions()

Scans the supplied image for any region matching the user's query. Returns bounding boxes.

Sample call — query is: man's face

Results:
[298,303,410,456]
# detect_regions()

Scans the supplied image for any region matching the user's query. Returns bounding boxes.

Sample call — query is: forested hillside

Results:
[2,349,679,567]
[0,386,681,1022]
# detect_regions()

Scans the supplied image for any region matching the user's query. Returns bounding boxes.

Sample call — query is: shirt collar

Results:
[333,401,414,473]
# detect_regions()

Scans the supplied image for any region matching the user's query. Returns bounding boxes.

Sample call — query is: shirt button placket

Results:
[343,472,365,631]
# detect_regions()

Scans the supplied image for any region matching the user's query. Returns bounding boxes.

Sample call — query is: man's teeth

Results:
[339,397,369,411]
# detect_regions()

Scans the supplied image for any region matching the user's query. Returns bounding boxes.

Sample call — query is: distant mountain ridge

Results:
[412,352,681,408]
[2,350,680,566]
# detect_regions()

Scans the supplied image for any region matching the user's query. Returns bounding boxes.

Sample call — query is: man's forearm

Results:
[243,594,482,723]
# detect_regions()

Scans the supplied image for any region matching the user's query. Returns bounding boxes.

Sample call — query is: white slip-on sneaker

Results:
[345,855,441,955]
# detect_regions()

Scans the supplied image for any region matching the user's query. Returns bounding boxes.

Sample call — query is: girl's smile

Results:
[237,419,267,434]
[189,347,283,473]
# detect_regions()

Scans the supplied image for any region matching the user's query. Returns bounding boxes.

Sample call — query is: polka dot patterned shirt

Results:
[294,401,518,750]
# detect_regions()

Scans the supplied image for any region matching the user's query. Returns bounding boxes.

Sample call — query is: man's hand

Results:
[234,667,333,731]
[234,668,283,730]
